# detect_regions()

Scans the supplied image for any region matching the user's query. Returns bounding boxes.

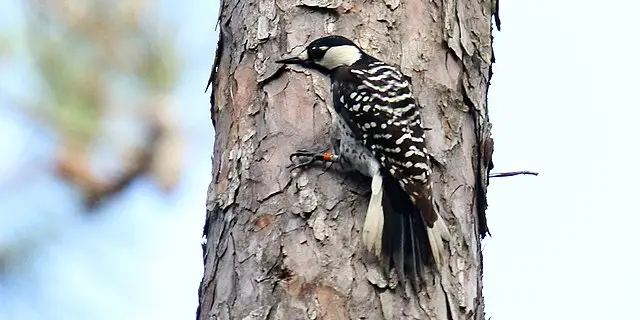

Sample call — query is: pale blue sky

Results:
[484,1,640,319]
[1,1,638,319]
[0,1,216,319]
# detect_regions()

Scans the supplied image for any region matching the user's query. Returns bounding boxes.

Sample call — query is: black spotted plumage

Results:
[331,58,438,229]
[328,54,445,286]
[277,35,450,288]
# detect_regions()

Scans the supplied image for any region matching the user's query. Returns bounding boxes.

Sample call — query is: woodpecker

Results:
[277,35,450,286]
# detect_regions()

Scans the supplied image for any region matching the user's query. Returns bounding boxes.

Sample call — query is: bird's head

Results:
[276,35,363,73]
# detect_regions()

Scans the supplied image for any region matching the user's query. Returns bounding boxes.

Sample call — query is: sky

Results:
[0,0,217,319]
[1,0,639,319]
[483,1,640,319]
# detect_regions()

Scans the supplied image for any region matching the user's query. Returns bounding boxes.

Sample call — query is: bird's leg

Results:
[289,115,344,171]
[289,149,340,170]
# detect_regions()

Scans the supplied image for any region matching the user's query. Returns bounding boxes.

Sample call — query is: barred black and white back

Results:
[277,35,451,287]
[332,55,450,276]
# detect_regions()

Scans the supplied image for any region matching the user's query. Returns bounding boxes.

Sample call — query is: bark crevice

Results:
[199,1,496,319]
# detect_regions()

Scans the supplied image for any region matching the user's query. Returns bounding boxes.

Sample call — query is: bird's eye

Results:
[308,47,325,60]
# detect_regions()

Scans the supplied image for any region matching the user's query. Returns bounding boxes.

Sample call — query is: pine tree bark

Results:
[198,1,496,319]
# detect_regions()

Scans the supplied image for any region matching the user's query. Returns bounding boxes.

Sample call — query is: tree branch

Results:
[489,171,539,178]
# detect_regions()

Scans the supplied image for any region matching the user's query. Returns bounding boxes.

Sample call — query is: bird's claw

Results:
[289,149,323,170]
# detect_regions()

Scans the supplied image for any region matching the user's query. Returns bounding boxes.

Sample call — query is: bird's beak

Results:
[276,50,309,65]
[276,57,305,64]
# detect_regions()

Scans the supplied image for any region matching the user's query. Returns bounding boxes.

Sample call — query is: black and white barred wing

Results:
[332,61,439,228]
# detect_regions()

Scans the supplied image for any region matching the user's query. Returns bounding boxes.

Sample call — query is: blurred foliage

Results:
[16,0,183,209]
[0,37,8,59]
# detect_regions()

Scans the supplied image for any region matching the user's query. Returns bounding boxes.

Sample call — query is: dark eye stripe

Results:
[308,47,326,59]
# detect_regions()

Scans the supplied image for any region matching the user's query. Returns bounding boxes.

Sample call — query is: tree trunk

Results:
[198,1,496,319]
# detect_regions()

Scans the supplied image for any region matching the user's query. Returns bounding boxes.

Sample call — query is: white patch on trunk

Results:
[297,50,309,61]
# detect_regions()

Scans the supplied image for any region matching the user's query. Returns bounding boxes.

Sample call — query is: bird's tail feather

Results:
[377,172,450,288]
[380,173,429,288]
[362,172,384,257]
[427,215,451,269]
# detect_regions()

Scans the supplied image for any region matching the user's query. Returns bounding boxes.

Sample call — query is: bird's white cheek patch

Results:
[320,45,361,69]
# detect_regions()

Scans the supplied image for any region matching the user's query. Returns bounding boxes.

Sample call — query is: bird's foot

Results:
[289,149,339,170]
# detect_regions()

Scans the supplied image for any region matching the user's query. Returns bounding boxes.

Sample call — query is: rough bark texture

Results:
[198,0,496,319]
